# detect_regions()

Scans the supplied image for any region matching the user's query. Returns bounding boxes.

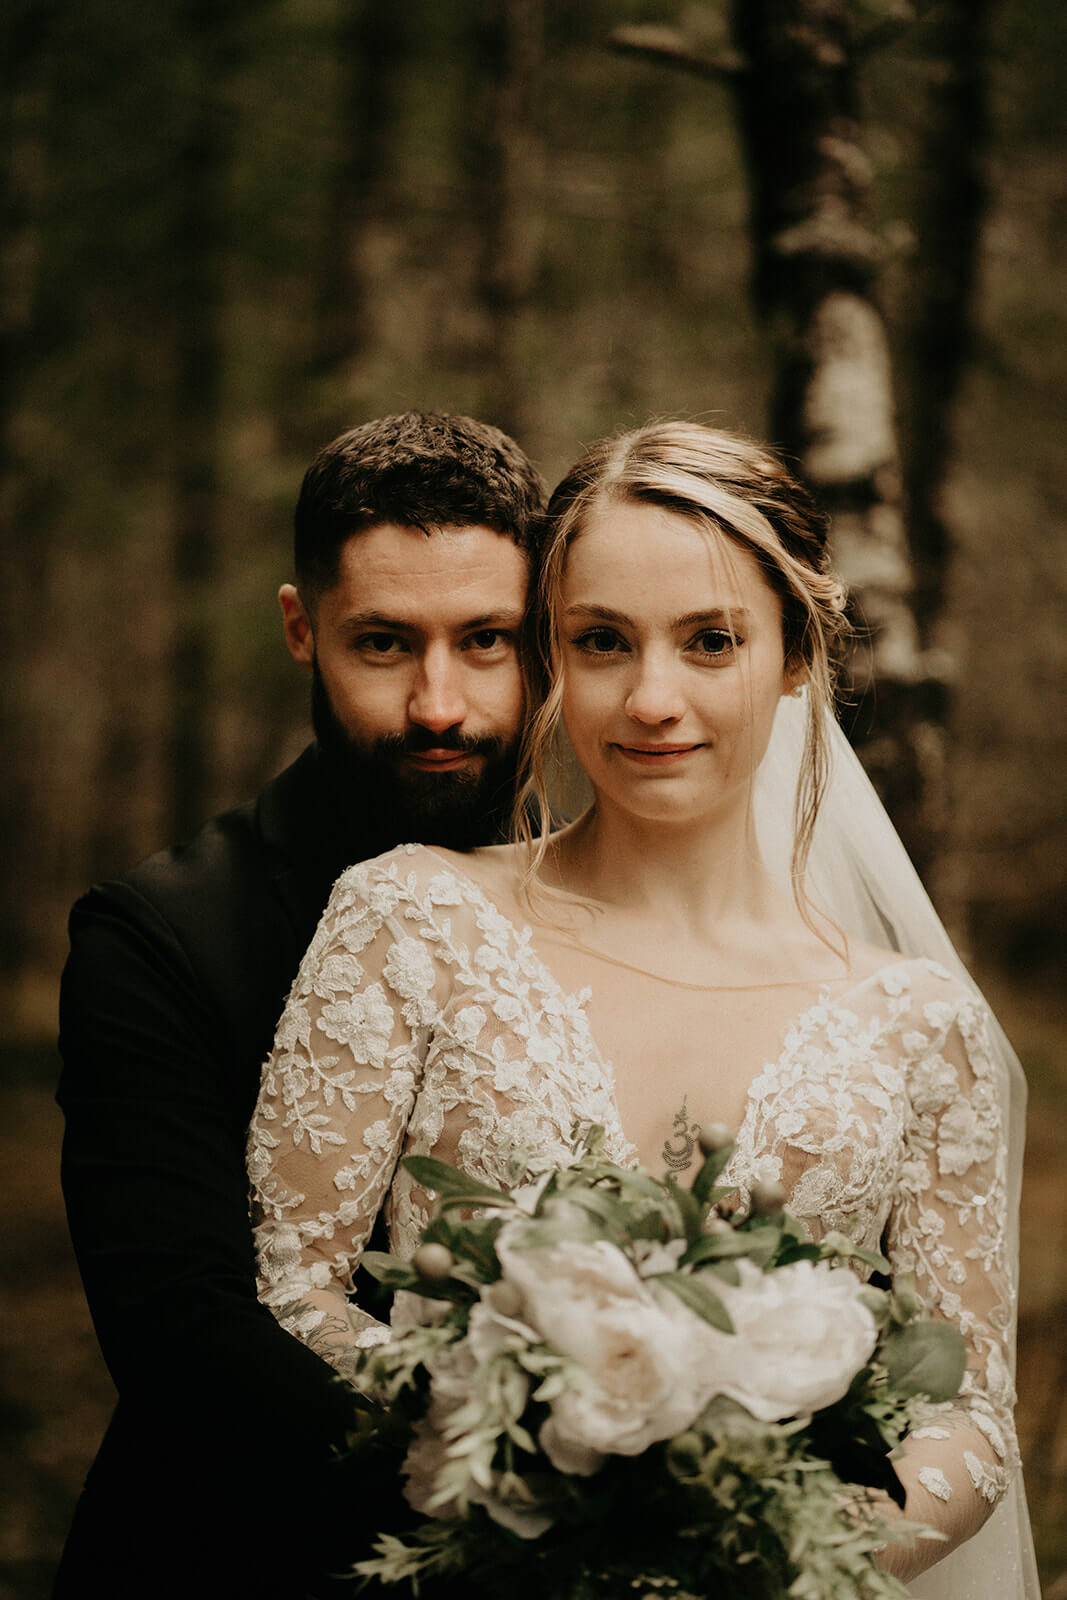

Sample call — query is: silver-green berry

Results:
[412,1242,454,1281]
[485,1279,524,1318]
[750,1179,787,1216]
[697,1122,733,1155]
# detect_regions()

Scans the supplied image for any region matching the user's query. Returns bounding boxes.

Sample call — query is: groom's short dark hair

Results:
[293,411,545,600]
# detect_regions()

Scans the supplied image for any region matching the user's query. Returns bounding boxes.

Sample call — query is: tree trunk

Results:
[0,4,53,977]
[167,0,243,841]
[899,0,992,637]
[467,0,544,442]
[728,0,939,869]
[893,0,994,929]
[310,0,406,399]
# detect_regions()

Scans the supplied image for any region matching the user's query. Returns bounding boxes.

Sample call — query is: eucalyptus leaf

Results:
[706,1260,741,1287]
[821,1231,890,1275]
[651,1270,735,1333]
[666,1179,704,1245]
[881,1319,966,1401]
[733,1227,778,1266]
[680,1231,754,1267]
[771,1239,823,1268]
[360,1250,418,1287]
[505,1215,601,1250]
[402,1155,512,1205]
[690,1144,735,1206]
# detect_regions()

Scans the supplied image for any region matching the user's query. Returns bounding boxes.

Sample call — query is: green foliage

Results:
[345,1127,965,1599]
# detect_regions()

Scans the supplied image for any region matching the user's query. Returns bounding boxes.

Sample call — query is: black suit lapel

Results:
[255,744,360,956]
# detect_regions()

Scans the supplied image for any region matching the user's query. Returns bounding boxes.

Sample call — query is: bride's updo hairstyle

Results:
[516,419,849,903]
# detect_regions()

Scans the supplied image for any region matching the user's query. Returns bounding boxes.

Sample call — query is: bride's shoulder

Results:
[844,944,982,1020]
[329,842,525,914]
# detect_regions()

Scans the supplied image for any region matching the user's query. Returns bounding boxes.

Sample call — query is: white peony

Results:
[710,1258,878,1421]
[495,1228,727,1463]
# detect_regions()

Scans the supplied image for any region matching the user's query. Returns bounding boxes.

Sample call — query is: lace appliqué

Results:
[248,845,1019,1546]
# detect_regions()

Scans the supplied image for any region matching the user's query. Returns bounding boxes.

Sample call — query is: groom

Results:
[55,412,545,1599]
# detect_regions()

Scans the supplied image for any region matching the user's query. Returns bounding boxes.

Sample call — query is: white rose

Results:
[495,1228,725,1462]
[711,1258,878,1421]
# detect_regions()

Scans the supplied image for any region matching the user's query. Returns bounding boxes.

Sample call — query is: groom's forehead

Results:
[320,520,530,619]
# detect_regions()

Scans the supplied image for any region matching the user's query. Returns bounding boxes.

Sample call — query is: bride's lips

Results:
[613,743,702,765]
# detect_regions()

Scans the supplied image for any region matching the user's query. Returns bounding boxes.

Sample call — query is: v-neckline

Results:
[410,846,919,1169]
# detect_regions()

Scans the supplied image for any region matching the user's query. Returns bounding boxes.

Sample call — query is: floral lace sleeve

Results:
[246,846,624,1380]
[247,858,445,1376]
[879,969,1020,1574]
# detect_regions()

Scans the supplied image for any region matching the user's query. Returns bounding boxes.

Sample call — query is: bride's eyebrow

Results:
[675,608,750,629]
[561,604,749,627]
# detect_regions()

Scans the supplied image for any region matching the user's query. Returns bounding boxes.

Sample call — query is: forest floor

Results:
[1,975,1065,1599]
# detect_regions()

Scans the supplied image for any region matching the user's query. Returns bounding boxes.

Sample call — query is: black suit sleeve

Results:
[56,883,375,1595]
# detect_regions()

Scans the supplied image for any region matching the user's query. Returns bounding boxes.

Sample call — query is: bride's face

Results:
[557,496,794,828]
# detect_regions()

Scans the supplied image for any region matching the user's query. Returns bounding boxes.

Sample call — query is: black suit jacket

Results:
[55,746,408,1598]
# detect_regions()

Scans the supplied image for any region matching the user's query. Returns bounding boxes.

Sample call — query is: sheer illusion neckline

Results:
[417,845,893,998]
[408,843,926,1154]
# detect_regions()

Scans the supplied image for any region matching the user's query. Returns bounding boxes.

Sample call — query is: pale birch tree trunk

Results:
[611,4,943,870]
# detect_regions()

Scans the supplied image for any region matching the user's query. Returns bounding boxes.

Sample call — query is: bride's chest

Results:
[412,937,909,1224]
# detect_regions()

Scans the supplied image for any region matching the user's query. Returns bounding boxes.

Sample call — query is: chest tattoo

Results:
[662,1096,702,1173]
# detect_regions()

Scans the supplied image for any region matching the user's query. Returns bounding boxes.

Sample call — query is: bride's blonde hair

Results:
[515,420,850,905]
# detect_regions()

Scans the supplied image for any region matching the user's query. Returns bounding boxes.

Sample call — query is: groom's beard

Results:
[310,660,521,853]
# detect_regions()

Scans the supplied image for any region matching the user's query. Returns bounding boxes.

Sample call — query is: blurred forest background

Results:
[1,0,1065,1596]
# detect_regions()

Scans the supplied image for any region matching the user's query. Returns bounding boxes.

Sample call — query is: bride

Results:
[248,421,1037,1596]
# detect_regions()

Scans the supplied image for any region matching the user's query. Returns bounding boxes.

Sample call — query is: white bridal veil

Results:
[754,694,1040,1600]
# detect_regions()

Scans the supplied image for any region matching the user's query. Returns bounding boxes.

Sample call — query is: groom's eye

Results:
[465,628,513,653]
[355,632,407,656]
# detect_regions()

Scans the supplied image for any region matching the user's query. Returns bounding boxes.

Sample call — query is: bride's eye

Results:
[573,627,627,656]
[690,628,737,660]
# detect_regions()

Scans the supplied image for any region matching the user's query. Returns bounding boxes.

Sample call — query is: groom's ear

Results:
[279,584,314,670]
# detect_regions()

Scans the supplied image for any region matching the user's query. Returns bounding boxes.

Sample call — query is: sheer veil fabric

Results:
[754,694,1039,1599]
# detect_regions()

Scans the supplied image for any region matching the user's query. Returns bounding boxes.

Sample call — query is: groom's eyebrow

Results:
[337,608,524,636]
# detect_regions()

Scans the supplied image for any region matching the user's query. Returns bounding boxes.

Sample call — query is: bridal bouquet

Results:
[345,1126,965,1599]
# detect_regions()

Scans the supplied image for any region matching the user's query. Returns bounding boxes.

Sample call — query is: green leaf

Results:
[732,1226,779,1266]
[706,1260,741,1287]
[771,1238,822,1267]
[402,1155,513,1206]
[503,1214,601,1250]
[821,1231,890,1275]
[680,1229,764,1267]
[651,1271,735,1333]
[359,1250,418,1288]
[666,1178,704,1245]
[881,1319,966,1401]
[690,1144,735,1206]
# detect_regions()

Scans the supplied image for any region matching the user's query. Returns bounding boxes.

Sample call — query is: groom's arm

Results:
[57,877,375,1592]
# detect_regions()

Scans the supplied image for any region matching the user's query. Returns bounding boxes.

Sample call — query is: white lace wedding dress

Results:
[248,840,1032,1595]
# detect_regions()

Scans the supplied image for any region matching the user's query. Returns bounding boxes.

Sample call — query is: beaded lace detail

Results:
[248,844,1019,1530]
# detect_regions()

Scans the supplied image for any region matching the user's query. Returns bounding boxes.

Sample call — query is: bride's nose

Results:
[624,650,684,724]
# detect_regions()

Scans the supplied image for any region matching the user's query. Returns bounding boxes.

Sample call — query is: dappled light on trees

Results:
[0,0,1063,1018]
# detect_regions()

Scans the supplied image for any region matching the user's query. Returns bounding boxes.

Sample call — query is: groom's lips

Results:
[403,749,480,772]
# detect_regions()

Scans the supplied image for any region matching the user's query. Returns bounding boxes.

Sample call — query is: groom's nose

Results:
[408,644,468,734]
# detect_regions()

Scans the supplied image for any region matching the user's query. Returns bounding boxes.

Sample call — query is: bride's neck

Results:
[546,800,782,939]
